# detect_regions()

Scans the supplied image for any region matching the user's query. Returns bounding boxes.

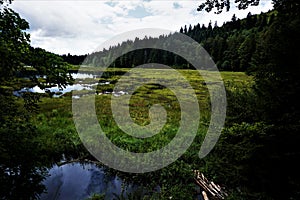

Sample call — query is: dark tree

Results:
[231,14,237,22]
[179,26,184,33]
[0,1,73,198]
[183,25,187,34]
[198,0,260,14]
[197,0,300,199]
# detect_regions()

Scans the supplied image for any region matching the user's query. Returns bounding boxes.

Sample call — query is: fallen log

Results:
[194,170,228,200]
[202,191,209,200]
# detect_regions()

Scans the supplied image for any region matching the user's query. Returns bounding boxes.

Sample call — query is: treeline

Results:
[60,53,87,66]
[67,10,276,72]
[183,11,276,71]
[83,35,200,69]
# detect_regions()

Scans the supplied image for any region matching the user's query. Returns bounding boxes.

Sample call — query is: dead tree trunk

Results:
[194,170,228,200]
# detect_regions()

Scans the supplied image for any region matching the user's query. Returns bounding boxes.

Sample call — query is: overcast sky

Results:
[11,0,273,55]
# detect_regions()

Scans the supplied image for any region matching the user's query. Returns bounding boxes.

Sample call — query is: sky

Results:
[11,0,274,55]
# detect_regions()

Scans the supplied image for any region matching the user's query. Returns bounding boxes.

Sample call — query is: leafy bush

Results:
[200,122,271,199]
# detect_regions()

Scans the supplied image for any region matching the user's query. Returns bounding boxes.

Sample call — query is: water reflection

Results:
[14,73,106,98]
[14,72,129,98]
[0,166,48,200]
[40,163,136,200]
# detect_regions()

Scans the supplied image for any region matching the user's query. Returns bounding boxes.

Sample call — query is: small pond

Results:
[40,162,140,200]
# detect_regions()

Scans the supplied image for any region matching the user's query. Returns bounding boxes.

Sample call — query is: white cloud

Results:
[11,0,273,55]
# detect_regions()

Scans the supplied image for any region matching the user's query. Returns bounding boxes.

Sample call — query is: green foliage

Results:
[200,122,271,199]
[251,11,300,125]
[0,3,45,199]
[197,0,296,14]
[196,1,300,199]
[0,6,30,82]
[0,91,48,199]
[0,1,75,199]
[248,9,300,198]
[224,80,259,125]
[26,47,74,89]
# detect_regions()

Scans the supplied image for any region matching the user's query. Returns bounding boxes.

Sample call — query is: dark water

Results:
[40,163,135,200]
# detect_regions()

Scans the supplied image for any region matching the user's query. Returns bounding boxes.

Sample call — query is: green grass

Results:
[30,68,252,199]
[32,68,252,161]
